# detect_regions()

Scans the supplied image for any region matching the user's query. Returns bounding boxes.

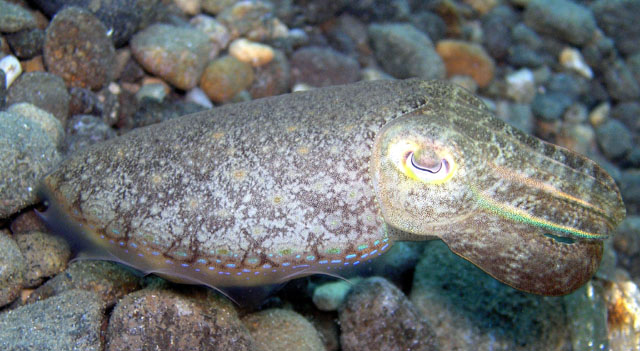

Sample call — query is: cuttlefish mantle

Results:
[39,79,625,296]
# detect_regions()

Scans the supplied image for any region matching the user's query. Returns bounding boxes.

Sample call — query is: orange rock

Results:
[436,39,495,88]
[200,55,254,103]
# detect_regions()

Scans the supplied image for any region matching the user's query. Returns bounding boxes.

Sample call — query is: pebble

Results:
[26,260,141,307]
[620,170,640,216]
[106,287,257,350]
[559,47,593,79]
[185,87,213,108]
[592,0,640,56]
[5,28,45,59]
[243,308,325,351]
[505,68,536,103]
[531,92,573,121]
[7,102,65,147]
[68,86,104,117]
[494,101,535,135]
[613,216,640,279]
[410,241,567,350]
[6,71,70,125]
[546,72,587,100]
[249,49,290,99]
[0,70,5,109]
[368,22,445,80]
[0,110,61,218]
[290,46,360,88]
[229,38,275,67]
[410,11,447,44]
[0,0,36,33]
[588,101,610,127]
[64,114,117,153]
[218,0,287,41]
[595,118,633,160]
[557,122,595,156]
[0,230,26,308]
[602,270,640,349]
[481,5,518,60]
[131,24,212,90]
[312,280,354,311]
[189,14,231,58]
[436,40,495,88]
[602,59,640,102]
[200,55,254,103]
[201,0,238,15]
[43,6,116,90]
[14,231,70,288]
[346,0,409,22]
[175,0,201,15]
[10,209,49,234]
[611,101,640,135]
[0,54,22,88]
[563,282,609,351]
[131,98,206,128]
[135,82,168,102]
[523,0,597,46]
[340,277,438,351]
[0,289,105,351]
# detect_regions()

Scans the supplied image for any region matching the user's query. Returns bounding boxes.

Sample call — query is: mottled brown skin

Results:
[40,79,625,296]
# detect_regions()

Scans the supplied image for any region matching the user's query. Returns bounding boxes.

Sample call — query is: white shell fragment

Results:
[0,55,22,88]
[560,47,593,79]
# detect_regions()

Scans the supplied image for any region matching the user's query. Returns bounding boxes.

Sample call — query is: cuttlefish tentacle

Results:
[39,79,625,297]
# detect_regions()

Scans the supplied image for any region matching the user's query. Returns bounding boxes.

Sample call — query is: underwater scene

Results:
[1,0,639,350]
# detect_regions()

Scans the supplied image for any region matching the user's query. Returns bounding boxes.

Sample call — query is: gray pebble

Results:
[0,230,26,308]
[620,169,640,215]
[613,216,640,278]
[0,0,36,33]
[340,277,438,351]
[592,0,640,55]
[481,5,518,60]
[546,72,587,100]
[531,92,574,121]
[611,101,640,134]
[290,46,360,88]
[14,231,70,288]
[5,28,44,59]
[523,0,597,46]
[595,118,633,160]
[603,59,640,102]
[65,114,116,153]
[368,22,445,80]
[242,308,325,351]
[6,72,71,125]
[346,0,410,22]
[312,280,354,311]
[0,289,105,351]
[7,103,65,147]
[627,52,640,84]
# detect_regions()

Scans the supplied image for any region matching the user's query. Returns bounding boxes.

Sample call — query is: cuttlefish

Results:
[39,79,625,296]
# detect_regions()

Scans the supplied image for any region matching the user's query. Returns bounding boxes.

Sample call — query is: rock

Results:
[131,24,212,90]
[592,0,640,56]
[43,7,116,90]
[588,102,610,127]
[0,0,36,33]
[560,47,593,79]
[613,216,640,278]
[68,87,104,117]
[563,282,609,351]
[31,0,160,47]
[7,103,65,147]
[175,0,201,15]
[6,72,71,125]
[0,289,105,350]
[628,52,640,83]
[106,287,257,350]
[368,22,445,80]
[135,83,168,102]
[494,100,535,135]
[229,38,275,67]
[523,0,597,46]
[325,14,370,62]
[531,92,574,121]
[410,241,568,350]
[410,11,447,44]
[0,54,22,88]
[249,49,290,99]
[200,55,254,103]
[312,280,353,311]
[189,14,231,58]
[612,101,640,134]
[5,28,45,59]
[505,68,536,103]
[602,59,640,102]
[290,46,360,88]
[346,0,410,22]
[65,114,117,153]
[201,0,238,15]
[340,277,438,351]
[243,308,325,351]
[10,209,49,234]
[595,118,633,160]
[218,0,287,41]
[436,40,495,88]
[546,72,587,100]
[14,231,70,288]
[0,110,61,218]
[558,123,596,159]
[0,230,26,308]
[26,260,141,307]
[185,87,213,108]
[602,270,640,349]
[481,5,518,60]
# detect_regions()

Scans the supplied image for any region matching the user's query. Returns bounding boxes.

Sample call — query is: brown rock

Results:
[249,49,290,99]
[14,231,70,287]
[200,55,254,103]
[290,46,360,88]
[243,308,325,351]
[436,39,495,88]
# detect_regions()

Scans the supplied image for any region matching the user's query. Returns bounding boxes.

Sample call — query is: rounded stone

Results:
[290,46,360,88]
[243,308,325,351]
[6,72,71,125]
[64,114,117,153]
[603,59,640,102]
[0,230,26,308]
[5,28,45,59]
[523,0,597,46]
[14,231,71,288]
[312,280,353,311]
[339,277,438,351]
[200,55,254,103]
[0,0,36,33]
[106,288,256,350]
[436,39,495,88]
[131,24,212,91]
[595,118,633,160]
[44,6,116,90]
[531,92,574,121]
[249,49,290,99]
[592,0,640,56]
[217,0,285,41]
[229,38,275,67]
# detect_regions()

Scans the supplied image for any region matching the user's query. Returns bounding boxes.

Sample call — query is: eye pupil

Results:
[410,152,445,174]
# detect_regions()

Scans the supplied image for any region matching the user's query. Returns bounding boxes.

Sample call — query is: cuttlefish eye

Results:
[391,141,457,184]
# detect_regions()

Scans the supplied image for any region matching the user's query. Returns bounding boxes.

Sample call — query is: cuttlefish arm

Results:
[372,83,625,296]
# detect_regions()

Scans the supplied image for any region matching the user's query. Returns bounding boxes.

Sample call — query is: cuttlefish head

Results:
[372,88,625,296]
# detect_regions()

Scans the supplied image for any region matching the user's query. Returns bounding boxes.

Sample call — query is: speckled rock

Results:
[131,24,212,90]
[10,209,49,234]
[0,0,36,33]
[7,103,65,147]
[31,0,160,47]
[190,14,231,58]
[218,0,286,41]
[410,241,568,351]
[523,0,596,46]
[5,28,44,59]
[595,118,633,160]
[249,49,290,99]
[290,46,360,88]
[243,308,325,351]
[436,40,495,88]
[312,280,353,311]
[592,0,640,56]
[340,277,438,351]
[43,7,116,90]
[6,72,71,125]
[0,230,26,308]
[107,287,257,351]
[613,216,640,278]
[65,114,117,153]
[200,55,254,103]
[0,289,105,351]
[0,110,61,218]
[14,231,70,288]
[368,22,445,80]
[131,98,206,129]
[26,260,141,307]
[603,59,640,102]
[481,5,517,60]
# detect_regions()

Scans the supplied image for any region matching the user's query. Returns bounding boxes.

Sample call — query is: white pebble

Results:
[185,87,213,109]
[560,47,593,79]
[0,55,22,88]
[506,68,536,103]
[229,38,275,67]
